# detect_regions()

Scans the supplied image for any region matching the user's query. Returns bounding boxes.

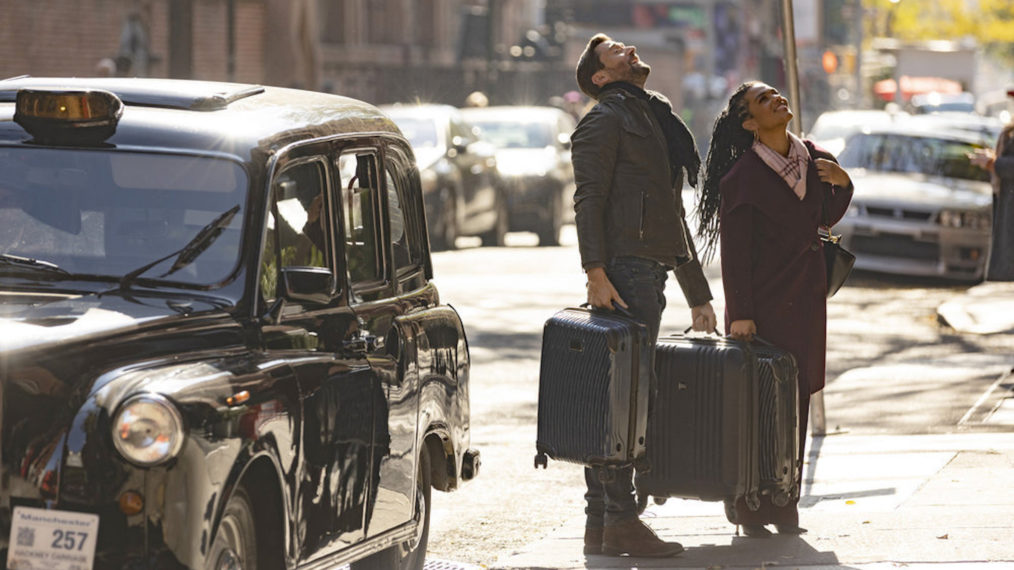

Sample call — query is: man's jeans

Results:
[584,256,668,527]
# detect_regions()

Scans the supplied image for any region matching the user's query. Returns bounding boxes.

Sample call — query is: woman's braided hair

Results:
[695,81,758,262]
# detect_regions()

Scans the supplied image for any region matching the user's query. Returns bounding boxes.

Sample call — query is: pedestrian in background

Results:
[571,32,717,558]
[970,87,1014,281]
[696,81,853,537]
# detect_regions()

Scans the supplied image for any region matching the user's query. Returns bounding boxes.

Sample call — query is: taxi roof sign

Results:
[14,88,123,144]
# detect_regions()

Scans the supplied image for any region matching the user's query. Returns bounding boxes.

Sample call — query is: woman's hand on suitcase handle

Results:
[729,319,756,342]
[585,267,628,310]
[690,302,717,332]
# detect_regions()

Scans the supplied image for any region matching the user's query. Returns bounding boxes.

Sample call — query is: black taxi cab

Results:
[0,77,479,570]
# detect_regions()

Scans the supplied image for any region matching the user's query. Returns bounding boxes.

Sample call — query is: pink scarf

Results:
[752,132,809,200]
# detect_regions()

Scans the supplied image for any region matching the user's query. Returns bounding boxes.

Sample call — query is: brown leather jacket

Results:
[571,87,712,307]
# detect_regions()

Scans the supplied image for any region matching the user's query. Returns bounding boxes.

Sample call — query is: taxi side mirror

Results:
[280,266,334,305]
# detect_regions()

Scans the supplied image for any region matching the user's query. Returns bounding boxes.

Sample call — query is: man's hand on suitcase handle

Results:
[585,267,628,311]
[690,302,717,333]
[729,319,757,342]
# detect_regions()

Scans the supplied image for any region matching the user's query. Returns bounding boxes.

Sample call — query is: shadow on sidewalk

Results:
[690,536,847,568]
[580,536,852,569]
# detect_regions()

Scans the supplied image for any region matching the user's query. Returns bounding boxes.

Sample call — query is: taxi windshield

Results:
[0,147,247,286]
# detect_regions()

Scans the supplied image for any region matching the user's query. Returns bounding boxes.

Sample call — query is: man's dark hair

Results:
[575,33,610,100]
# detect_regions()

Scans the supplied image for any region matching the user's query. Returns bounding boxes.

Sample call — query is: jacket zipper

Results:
[639,191,646,239]
[640,107,670,241]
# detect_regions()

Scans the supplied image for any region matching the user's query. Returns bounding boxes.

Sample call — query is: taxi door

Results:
[258,148,378,562]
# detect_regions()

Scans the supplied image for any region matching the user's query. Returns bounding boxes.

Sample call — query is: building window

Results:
[319,2,345,44]
[367,0,401,44]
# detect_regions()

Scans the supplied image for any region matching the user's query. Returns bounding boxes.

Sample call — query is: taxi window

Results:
[261,160,330,301]
[386,167,420,274]
[338,151,384,288]
[0,148,246,285]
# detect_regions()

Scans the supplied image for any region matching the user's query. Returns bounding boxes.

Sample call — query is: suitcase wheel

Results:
[534,453,548,469]
[772,489,791,507]
[745,493,761,512]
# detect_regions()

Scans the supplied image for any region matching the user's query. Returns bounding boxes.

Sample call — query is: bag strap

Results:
[803,140,834,230]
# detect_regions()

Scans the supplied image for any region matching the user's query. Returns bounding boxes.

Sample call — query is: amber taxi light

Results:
[119,491,144,515]
[14,88,123,144]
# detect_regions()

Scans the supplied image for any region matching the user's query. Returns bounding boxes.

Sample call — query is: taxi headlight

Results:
[112,394,184,467]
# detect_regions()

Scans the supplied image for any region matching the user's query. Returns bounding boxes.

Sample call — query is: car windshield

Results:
[471,119,553,149]
[837,133,990,183]
[0,147,247,285]
[390,117,440,148]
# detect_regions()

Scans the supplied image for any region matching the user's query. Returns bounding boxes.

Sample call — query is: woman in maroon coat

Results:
[696,81,853,537]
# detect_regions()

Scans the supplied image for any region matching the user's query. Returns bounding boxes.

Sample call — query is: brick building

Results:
[1,0,576,107]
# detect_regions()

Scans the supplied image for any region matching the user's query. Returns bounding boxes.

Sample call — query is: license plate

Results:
[6,507,99,570]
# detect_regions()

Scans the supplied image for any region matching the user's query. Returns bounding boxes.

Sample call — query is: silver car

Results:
[835,124,993,281]
[460,106,576,246]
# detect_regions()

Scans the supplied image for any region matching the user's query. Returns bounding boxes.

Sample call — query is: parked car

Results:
[379,104,506,249]
[0,77,479,570]
[460,106,576,246]
[903,113,1003,145]
[908,91,976,115]
[808,108,909,156]
[835,124,993,281]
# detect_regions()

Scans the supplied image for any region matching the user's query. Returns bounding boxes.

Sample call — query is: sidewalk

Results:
[937,281,1014,335]
[494,430,1014,569]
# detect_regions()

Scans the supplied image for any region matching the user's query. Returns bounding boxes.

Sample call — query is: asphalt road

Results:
[422,226,1013,567]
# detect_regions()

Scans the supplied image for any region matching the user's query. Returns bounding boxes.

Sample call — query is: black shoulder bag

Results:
[820,189,855,298]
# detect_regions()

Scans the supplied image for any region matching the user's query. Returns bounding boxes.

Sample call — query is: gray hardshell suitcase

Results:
[535,306,652,468]
[635,334,799,510]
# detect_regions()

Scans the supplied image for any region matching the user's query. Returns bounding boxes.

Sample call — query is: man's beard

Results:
[631,62,650,80]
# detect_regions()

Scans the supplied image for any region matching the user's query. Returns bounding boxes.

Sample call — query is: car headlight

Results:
[938,209,991,230]
[112,393,185,467]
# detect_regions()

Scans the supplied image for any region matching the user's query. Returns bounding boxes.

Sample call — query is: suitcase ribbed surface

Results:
[537,309,641,465]
[642,339,745,499]
[755,350,800,494]
[757,361,778,481]
[639,335,801,506]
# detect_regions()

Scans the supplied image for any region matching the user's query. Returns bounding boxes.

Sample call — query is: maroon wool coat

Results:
[719,141,853,395]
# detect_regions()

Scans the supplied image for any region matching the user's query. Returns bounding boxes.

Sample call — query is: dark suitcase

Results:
[535,306,652,468]
[634,334,799,511]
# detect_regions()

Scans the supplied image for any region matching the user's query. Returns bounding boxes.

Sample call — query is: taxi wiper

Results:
[109,205,241,293]
[0,253,71,276]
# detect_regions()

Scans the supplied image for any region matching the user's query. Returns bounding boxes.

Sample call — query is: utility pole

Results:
[781,0,827,437]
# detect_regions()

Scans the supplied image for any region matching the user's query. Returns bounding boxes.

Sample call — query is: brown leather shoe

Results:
[601,518,684,557]
[583,526,603,555]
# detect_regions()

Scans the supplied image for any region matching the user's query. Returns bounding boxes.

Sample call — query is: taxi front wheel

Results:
[353,443,432,570]
[207,484,258,570]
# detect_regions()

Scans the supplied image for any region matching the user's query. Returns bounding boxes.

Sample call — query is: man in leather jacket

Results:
[571,32,717,558]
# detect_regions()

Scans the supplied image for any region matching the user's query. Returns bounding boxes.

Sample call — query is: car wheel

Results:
[207,485,258,570]
[536,192,562,247]
[480,194,508,247]
[352,444,432,570]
